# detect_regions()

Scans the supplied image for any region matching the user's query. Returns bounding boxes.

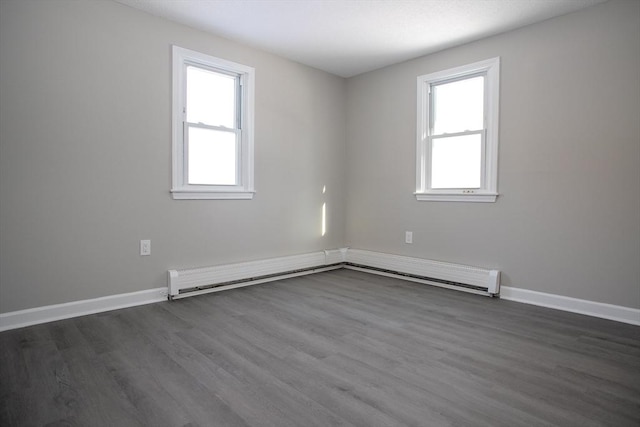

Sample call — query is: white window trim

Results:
[415,57,500,203]
[171,46,255,200]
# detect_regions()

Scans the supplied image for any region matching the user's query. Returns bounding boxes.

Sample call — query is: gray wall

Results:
[0,0,347,313]
[345,0,640,308]
[1,0,638,314]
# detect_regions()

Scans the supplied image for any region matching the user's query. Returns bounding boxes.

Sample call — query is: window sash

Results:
[428,73,486,137]
[183,122,241,187]
[184,63,241,130]
[182,63,243,189]
[426,130,486,190]
[425,73,488,191]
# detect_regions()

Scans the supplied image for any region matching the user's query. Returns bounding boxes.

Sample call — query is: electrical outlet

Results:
[140,239,151,256]
[405,231,413,244]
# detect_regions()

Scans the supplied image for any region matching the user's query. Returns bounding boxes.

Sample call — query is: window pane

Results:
[186,65,236,128]
[432,76,484,135]
[431,134,481,189]
[187,127,237,185]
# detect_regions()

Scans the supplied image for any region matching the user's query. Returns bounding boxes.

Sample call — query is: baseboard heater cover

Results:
[168,249,347,299]
[168,248,499,300]
[345,249,500,296]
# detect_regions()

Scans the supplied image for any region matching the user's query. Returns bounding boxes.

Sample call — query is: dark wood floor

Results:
[1,269,639,426]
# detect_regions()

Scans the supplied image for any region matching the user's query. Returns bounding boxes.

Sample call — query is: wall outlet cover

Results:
[140,239,151,256]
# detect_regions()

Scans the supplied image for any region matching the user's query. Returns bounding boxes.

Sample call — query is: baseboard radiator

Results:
[168,248,499,300]
[168,249,347,299]
[344,249,500,297]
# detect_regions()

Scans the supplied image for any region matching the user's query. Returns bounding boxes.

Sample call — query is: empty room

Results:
[1,0,638,425]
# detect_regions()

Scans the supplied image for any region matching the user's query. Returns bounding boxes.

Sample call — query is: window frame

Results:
[415,57,500,203]
[171,46,255,200]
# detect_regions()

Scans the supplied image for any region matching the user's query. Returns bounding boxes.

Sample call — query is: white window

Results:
[416,57,500,202]
[171,46,255,199]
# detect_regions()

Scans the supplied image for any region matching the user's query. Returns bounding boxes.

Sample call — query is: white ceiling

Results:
[114,0,606,78]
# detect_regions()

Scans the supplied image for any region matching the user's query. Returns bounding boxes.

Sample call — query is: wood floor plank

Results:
[0,330,30,425]
[1,269,639,426]
[205,315,406,427]
[95,309,251,427]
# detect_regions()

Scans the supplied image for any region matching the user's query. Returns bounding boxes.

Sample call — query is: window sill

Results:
[414,192,498,203]
[171,189,255,200]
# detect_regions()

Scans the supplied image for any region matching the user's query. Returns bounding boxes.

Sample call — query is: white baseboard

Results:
[2,248,638,331]
[0,287,168,332]
[500,286,640,326]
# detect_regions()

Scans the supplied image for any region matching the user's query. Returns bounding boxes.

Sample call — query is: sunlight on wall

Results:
[322,203,326,236]
[321,185,327,237]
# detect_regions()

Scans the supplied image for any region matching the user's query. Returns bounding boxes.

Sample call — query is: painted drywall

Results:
[345,0,640,308]
[1,0,638,315]
[0,0,346,313]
